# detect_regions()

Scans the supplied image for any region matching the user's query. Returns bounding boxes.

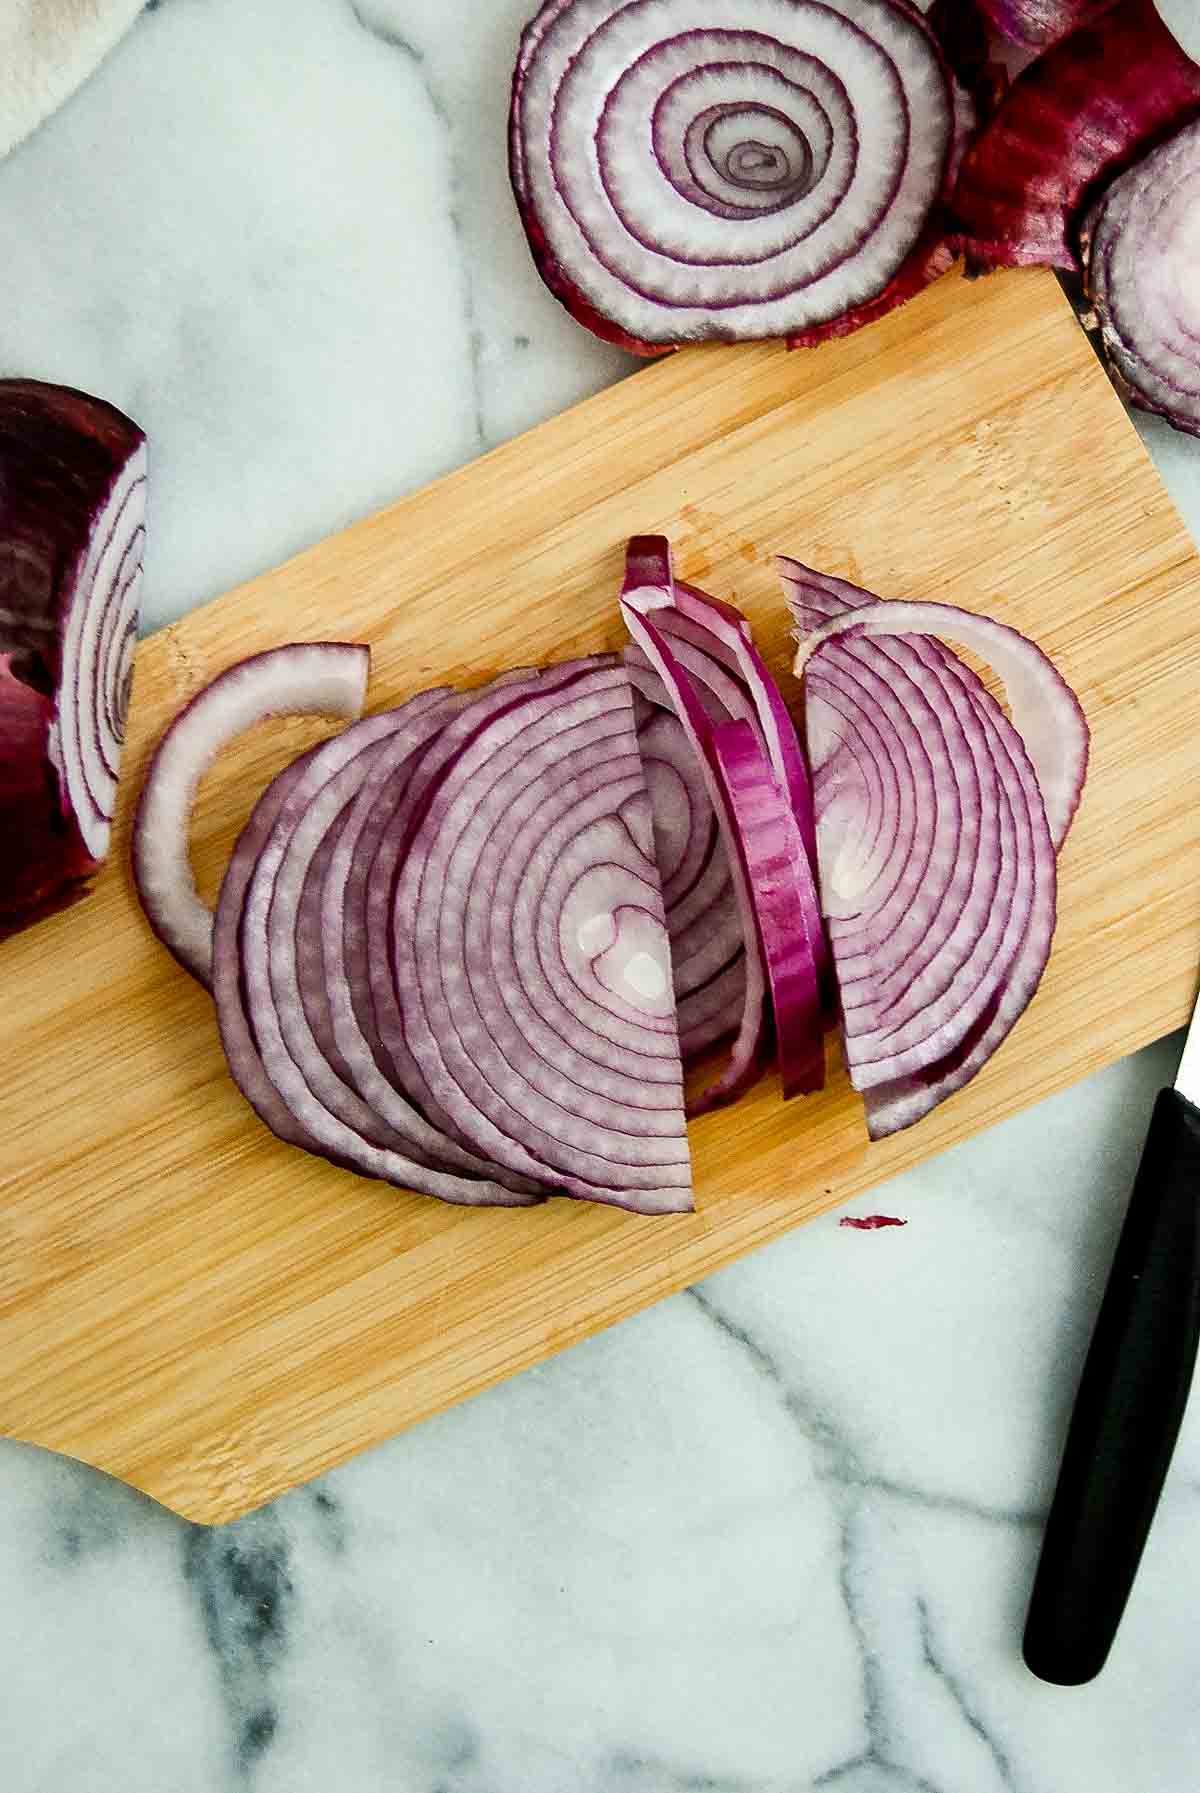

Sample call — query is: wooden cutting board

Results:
[3,267,1199,1524]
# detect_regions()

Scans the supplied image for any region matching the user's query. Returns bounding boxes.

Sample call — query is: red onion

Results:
[951,0,1200,271]
[0,380,145,936]
[510,0,970,353]
[974,0,1111,50]
[133,642,370,986]
[783,561,1086,1136]
[623,540,825,1104]
[1082,117,1200,437]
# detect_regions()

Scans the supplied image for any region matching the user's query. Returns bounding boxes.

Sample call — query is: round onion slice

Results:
[388,661,691,1214]
[509,0,964,352]
[0,380,146,936]
[712,719,823,1096]
[950,0,1200,272]
[1083,117,1200,439]
[133,642,369,987]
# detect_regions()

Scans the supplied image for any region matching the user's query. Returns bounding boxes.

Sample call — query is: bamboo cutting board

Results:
[3,267,1199,1524]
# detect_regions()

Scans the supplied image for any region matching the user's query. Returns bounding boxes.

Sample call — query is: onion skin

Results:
[0,380,146,938]
[974,0,1112,50]
[510,0,970,355]
[1083,118,1200,436]
[951,0,1200,271]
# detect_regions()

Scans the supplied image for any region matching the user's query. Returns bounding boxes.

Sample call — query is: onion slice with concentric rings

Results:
[510,0,969,353]
[133,642,370,986]
[784,561,1085,1136]
[0,379,145,937]
[1082,116,1200,438]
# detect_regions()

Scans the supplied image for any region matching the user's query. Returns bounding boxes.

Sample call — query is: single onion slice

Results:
[787,584,1088,849]
[784,563,1079,1136]
[509,0,966,353]
[1082,117,1200,438]
[388,661,692,1214]
[974,0,1111,50]
[0,380,146,937]
[951,0,1200,271]
[712,719,823,1095]
[133,642,370,987]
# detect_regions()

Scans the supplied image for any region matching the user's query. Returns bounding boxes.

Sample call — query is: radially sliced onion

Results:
[1082,117,1200,437]
[0,380,145,937]
[712,718,823,1095]
[133,642,370,986]
[784,562,1084,1136]
[951,0,1200,271]
[510,0,968,353]
[388,660,691,1213]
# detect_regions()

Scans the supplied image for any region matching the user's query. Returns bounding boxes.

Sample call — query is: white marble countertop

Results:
[2,4,1199,1788]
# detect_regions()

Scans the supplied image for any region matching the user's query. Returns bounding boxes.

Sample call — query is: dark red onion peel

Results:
[0,380,146,937]
[1082,116,1200,437]
[510,0,969,354]
[951,0,1200,271]
[133,642,370,986]
[783,561,1085,1136]
[973,0,1112,51]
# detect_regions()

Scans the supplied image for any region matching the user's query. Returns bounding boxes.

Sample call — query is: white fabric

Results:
[0,0,144,161]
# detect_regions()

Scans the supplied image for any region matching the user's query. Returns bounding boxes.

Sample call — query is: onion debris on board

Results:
[509,0,972,354]
[0,380,146,938]
[1082,117,1200,437]
[134,535,1087,1207]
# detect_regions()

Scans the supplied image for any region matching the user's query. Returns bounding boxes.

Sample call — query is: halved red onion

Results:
[510,0,968,353]
[788,584,1088,849]
[951,0,1200,270]
[213,688,549,1207]
[712,719,823,1095]
[133,642,370,986]
[974,0,1111,50]
[388,661,692,1213]
[784,562,1083,1135]
[1082,117,1200,437]
[0,380,145,936]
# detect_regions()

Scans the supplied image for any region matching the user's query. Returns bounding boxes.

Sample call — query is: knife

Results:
[1023,1022,1200,1685]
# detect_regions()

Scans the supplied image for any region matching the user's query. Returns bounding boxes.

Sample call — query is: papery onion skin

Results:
[510,0,968,355]
[0,380,146,938]
[1083,117,1200,437]
[951,0,1200,271]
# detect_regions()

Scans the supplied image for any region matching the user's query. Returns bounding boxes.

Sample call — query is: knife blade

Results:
[1022,1016,1200,1685]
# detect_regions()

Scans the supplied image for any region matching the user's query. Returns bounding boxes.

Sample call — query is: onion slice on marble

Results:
[1082,117,1200,437]
[0,379,146,938]
[509,0,970,353]
[133,642,370,986]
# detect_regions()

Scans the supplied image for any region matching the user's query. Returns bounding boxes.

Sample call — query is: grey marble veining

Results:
[1,3,1198,1789]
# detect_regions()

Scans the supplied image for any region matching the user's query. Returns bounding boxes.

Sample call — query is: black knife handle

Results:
[1023,1086,1200,1685]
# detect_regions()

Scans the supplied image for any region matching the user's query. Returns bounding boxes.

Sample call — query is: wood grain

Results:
[2,267,1198,1524]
